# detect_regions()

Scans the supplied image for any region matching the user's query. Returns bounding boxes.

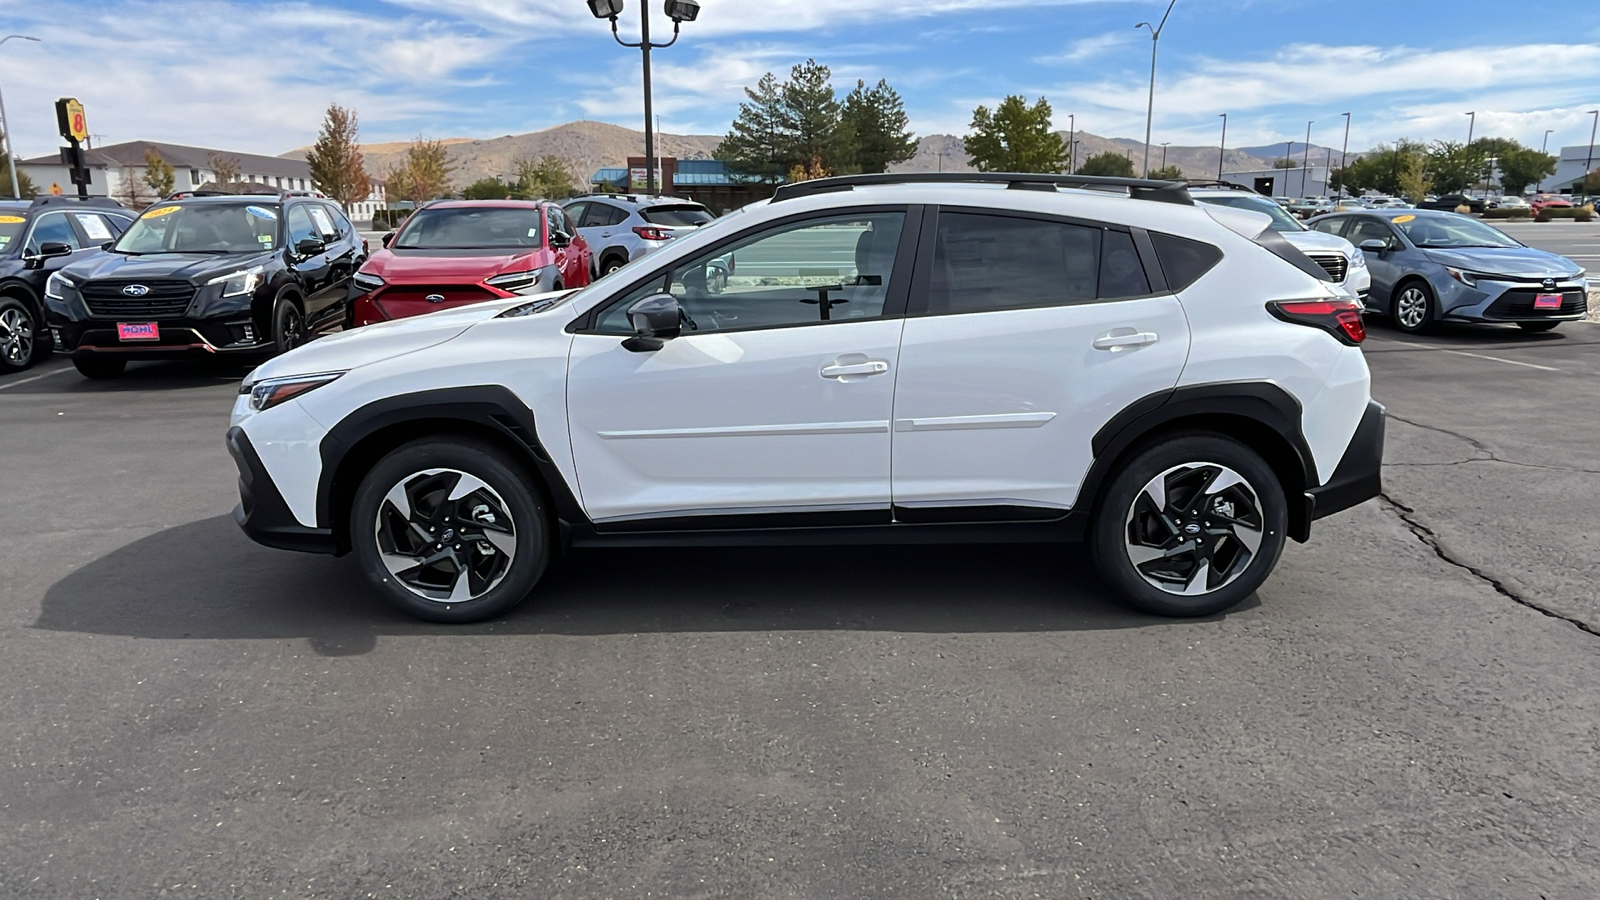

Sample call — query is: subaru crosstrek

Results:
[229,173,1384,623]
[47,194,365,378]
[563,194,715,278]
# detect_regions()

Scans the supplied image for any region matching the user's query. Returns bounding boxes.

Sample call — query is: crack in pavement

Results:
[1386,413,1600,474]
[1386,458,1600,474]
[1380,493,1600,639]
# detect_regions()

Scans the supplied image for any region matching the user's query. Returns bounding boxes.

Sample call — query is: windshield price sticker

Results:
[308,207,334,236]
[75,214,113,241]
[0,215,24,224]
[1392,214,1416,224]
[143,206,182,219]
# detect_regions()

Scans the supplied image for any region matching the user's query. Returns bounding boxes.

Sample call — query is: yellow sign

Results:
[49,183,62,196]
[0,215,23,223]
[142,205,182,219]
[1392,214,1416,224]
[64,98,88,143]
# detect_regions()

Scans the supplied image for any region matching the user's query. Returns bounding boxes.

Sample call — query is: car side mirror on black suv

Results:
[25,241,74,269]
[295,237,326,258]
[621,293,683,353]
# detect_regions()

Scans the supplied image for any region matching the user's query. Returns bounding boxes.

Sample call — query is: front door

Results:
[566,209,914,526]
[1342,217,1406,311]
[891,209,1191,518]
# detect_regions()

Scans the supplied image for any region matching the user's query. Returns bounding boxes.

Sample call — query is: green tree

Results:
[512,155,574,200]
[1338,141,1428,196]
[1147,164,1184,181]
[963,95,1068,173]
[1424,140,1482,194]
[0,135,34,198]
[306,103,372,212]
[462,177,511,200]
[142,147,174,198]
[1482,142,1556,195]
[1273,157,1299,169]
[836,79,917,174]
[779,59,841,176]
[1075,150,1136,177]
[1396,149,1432,203]
[716,72,788,183]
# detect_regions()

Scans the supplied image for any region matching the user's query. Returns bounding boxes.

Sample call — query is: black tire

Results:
[272,295,306,354]
[1089,433,1288,617]
[1391,279,1436,334]
[0,296,43,373]
[73,356,126,379]
[1517,321,1560,333]
[600,255,627,278]
[351,436,550,623]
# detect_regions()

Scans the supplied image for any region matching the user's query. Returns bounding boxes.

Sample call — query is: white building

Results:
[19,140,386,222]
[1543,144,1599,194]
[1219,166,1331,198]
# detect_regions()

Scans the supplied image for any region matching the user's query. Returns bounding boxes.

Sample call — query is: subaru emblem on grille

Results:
[425,293,445,304]
[122,284,150,297]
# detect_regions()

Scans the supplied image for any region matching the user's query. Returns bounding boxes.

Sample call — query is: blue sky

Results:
[1,0,1597,159]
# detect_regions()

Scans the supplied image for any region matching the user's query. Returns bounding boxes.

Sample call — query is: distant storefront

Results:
[590,158,782,213]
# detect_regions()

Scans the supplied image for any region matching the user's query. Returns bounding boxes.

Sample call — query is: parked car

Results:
[1416,194,1485,214]
[349,200,590,327]
[1307,209,1588,334]
[0,197,135,373]
[562,194,715,278]
[1494,196,1530,211]
[1530,195,1574,214]
[1288,197,1332,219]
[46,193,364,379]
[229,172,1382,624]
[1190,185,1371,303]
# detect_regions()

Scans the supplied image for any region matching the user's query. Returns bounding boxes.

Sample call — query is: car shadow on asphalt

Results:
[32,515,1247,656]
[44,359,253,393]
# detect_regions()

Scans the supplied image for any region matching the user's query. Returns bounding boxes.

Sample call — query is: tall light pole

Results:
[1136,0,1177,178]
[1160,141,1170,171]
[1217,113,1227,181]
[1338,112,1351,198]
[1585,110,1599,199]
[587,0,700,196]
[1301,121,1313,197]
[0,35,41,200]
[1067,113,1075,174]
[1542,128,1553,154]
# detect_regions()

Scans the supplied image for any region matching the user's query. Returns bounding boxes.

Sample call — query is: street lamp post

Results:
[1217,113,1227,181]
[586,0,700,197]
[0,35,41,200]
[1338,112,1351,198]
[1585,110,1599,200]
[1160,142,1169,171]
[1067,113,1075,174]
[1464,110,1477,198]
[1136,0,1177,178]
[1301,121,1313,197]
[1542,128,1553,154]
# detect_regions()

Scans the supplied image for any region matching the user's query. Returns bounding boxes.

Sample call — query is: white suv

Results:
[229,174,1384,623]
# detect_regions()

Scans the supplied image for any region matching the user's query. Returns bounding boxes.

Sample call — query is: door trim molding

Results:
[893,412,1056,432]
[597,420,891,440]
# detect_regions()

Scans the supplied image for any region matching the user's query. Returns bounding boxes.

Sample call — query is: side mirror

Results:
[24,241,73,269]
[381,232,395,248]
[100,241,115,251]
[549,232,571,248]
[1358,239,1388,254]
[621,293,682,352]
[295,237,325,257]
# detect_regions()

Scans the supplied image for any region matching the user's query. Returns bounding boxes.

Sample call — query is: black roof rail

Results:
[28,195,126,209]
[769,172,1194,206]
[1183,180,1260,193]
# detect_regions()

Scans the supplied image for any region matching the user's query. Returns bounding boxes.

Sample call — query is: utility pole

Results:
[1339,112,1351,198]
[1217,113,1227,181]
[1586,110,1599,199]
[1136,0,1177,178]
[1465,110,1476,197]
[1160,142,1169,170]
[1540,128,1554,192]
[1301,121,1313,197]
[1067,113,1075,174]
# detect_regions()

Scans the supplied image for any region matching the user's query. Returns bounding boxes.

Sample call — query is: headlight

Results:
[240,371,345,412]
[208,266,265,298]
[45,271,76,300]
[1445,268,1479,287]
[485,267,548,295]
[1349,249,1367,269]
[352,272,385,292]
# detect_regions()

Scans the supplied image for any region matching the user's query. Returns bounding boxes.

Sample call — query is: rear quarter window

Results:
[1148,232,1224,291]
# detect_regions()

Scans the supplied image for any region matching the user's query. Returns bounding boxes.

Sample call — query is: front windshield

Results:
[1198,194,1305,233]
[394,207,544,249]
[117,203,280,254]
[1394,214,1521,249]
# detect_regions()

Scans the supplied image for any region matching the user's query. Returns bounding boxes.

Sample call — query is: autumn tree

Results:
[208,153,241,186]
[386,138,455,205]
[306,103,372,211]
[1075,150,1136,177]
[142,147,174,198]
[113,164,154,208]
[963,95,1068,173]
[836,79,917,174]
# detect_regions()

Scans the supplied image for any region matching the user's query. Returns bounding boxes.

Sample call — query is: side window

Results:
[1099,230,1152,299]
[1345,218,1398,248]
[1149,232,1224,292]
[101,214,134,237]
[564,203,589,227]
[27,213,81,253]
[581,203,616,228]
[595,211,907,335]
[322,204,352,239]
[600,204,628,227]
[306,204,338,242]
[928,212,1100,315]
[286,205,319,247]
[1308,216,1348,237]
[548,207,570,238]
[72,212,117,244]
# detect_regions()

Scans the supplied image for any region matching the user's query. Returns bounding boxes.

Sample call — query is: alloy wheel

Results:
[278,306,304,351]
[1395,286,1429,330]
[0,306,34,367]
[1123,462,1266,596]
[374,468,517,604]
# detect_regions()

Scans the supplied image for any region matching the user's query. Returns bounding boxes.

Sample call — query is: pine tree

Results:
[963,96,1068,173]
[716,73,788,183]
[306,103,372,211]
[838,79,917,174]
[778,60,840,177]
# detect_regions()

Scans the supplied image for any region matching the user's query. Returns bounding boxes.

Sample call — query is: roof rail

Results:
[1183,180,1260,193]
[29,195,126,209]
[769,172,1194,206]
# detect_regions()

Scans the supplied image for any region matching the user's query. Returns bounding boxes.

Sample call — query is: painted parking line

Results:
[1377,338,1562,372]
[0,360,74,392]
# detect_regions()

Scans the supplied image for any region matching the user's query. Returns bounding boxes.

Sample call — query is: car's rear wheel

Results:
[272,296,305,354]
[72,356,126,379]
[1518,321,1560,333]
[351,437,550,623]
[600,255,627,277]
[0,297,40,373]
[1392,280,1436,334]
[1090,434,1288,617]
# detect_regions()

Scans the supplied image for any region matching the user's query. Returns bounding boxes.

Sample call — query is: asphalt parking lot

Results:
[4,287,1600,894]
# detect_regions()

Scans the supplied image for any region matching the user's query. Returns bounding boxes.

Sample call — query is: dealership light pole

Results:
[587,0,701,196]
[1338,112,1351,198]
[0,35,41,200]
[1217,113,1227,180]
[1136,0,1177,177]
[1067,114,1075,173]
[1301,121,1313,197]
[1160,142,1169,171]
[1586,110,1599,199]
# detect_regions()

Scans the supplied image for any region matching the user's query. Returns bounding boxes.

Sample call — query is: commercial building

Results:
[18,140,387,221]
[1218,166,1331,198]
[1543,144,1599,194]
[590,157,780,213]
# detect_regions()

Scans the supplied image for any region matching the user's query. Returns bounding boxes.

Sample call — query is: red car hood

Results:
[363,248,550,281]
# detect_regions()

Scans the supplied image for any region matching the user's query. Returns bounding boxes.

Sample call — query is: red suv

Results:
[349,200,591,326]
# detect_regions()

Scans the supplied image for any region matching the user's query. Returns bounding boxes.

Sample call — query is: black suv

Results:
[46,194,365,379]
[0,197,135,374]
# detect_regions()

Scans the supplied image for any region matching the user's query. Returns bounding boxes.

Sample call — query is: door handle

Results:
[1092,331,1159,351]
[821,360,889,379]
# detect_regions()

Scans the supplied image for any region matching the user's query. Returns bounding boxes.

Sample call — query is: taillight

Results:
[633,225,673,241]
[1267,299,1366,345]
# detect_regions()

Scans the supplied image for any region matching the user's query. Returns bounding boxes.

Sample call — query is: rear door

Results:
[890,208,1191,519]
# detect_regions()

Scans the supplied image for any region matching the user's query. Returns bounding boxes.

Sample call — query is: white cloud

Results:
[1036,31,1139,64]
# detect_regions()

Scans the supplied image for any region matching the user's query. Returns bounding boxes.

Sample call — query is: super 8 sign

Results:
[56,98,88,143]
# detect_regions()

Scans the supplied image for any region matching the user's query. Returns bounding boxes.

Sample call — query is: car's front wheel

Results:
[351,437,551,623]
[1392,281,1436,334]
[0,297,42,373]
[1090,434,1288,617]
[272,296,305,354]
